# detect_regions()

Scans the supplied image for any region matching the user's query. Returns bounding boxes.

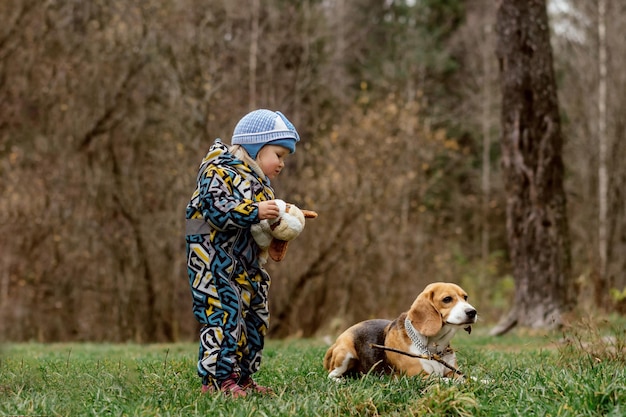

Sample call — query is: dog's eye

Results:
[442,296,453,303]
[464,295,468,301]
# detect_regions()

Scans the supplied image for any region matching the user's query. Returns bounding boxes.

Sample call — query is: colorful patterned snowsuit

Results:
[185,140,274,388]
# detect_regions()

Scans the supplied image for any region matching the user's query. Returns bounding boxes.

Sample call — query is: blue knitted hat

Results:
[231,109,300,159]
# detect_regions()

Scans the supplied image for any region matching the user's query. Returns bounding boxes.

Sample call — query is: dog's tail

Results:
[322,344,335,370]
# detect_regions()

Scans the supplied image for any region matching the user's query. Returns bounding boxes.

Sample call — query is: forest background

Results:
[1,0,624,343]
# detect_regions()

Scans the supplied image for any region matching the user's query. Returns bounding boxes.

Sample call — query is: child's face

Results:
[256,144,291,179]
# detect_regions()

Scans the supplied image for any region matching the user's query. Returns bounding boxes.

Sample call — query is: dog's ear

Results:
[407,293,442,336]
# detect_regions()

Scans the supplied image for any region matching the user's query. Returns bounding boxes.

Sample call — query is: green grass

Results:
[1,319,625,416]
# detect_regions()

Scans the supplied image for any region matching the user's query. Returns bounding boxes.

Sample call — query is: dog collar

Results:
[404,318,432,356]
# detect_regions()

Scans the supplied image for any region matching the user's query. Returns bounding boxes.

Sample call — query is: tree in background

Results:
[491,0,575,335]
[550,0,626,312]
[447,0,505,300]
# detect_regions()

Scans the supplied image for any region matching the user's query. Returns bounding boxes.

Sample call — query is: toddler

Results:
[185,109,300,397]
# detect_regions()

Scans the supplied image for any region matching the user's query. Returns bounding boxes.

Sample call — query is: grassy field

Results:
[1,317,624,417]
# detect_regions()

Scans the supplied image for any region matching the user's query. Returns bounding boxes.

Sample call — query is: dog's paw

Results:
[469,375,492,384]
[439,376,464,385]
[328,374,346,384]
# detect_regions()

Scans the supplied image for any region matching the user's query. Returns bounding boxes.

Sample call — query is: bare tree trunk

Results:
[249,0,260,109]
[481,23,493,271]
[491,0,575,335]
[596,0,609,306]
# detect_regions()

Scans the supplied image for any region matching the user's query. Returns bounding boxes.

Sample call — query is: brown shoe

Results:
[240,376,273,395]
[201,384,215,394]
[220,374,247,398]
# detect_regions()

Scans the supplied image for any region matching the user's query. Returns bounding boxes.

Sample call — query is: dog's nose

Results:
[465,309,477,319]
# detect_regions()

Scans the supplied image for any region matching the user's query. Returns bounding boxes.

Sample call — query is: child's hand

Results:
[257,200,280,220]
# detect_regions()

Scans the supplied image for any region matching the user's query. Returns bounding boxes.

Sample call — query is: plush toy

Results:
[268,200,318,261]
[251,199,318,262]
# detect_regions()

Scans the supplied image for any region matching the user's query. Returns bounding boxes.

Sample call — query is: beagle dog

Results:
[323,282,477,380]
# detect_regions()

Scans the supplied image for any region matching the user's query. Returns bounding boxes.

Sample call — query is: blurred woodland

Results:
[1,0,625,342]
